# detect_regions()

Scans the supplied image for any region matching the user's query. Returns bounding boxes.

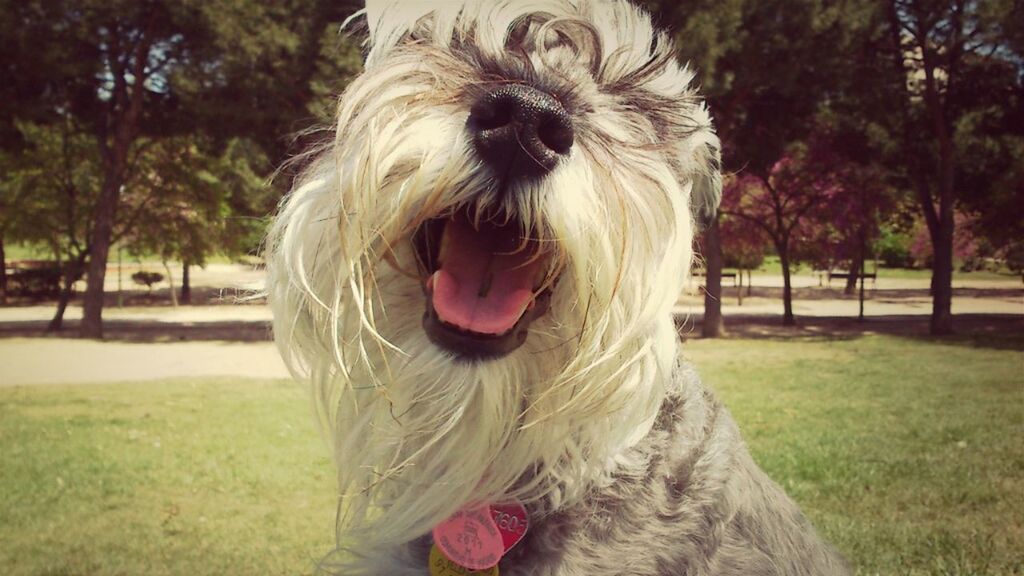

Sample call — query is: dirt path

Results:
[1,264,1019,386]
[0,339,289,386]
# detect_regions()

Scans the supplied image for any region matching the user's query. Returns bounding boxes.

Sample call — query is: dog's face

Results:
[268,0,719,551]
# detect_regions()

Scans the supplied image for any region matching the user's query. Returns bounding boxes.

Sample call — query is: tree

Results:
[720,212,769,304]
[121,137,270,304]
[0,120,104,329]
[0,151,34,304]
[700,217,726,337]
[721,134,843,325]
[802,160,896,295]
[643,0,856,329]
[952,59,1024,261]
[882,0,1021,334]
[910,211,982,269]
[2,0,362,337]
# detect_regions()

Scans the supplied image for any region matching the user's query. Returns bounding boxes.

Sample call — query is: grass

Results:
[684,333,1024,575]
[749,255,1018,282]
[2,242,257,266]
[0,378,336,576]
[1,335,1022,575]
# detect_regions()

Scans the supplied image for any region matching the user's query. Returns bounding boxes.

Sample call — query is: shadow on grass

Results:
[3,310,1020,350]
[0,319,273,343]
[677,314,1024,351]
[1,286,263,308]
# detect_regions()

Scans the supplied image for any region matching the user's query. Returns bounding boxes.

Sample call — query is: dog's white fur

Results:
[266,1,844,574]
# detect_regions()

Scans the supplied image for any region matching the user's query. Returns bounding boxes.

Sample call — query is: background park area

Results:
[2,0,1022,575]
[1,257,1021,575]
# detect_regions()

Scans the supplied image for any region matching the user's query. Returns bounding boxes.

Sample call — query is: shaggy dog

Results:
[267,1,850,574]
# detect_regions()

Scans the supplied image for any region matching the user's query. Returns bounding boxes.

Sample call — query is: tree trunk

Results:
[884,0,955,334]
[116,246,123,308]
[164,261,178,307]
[747,270,752,296]
[928,121,956,334]
[919,8,958,335]
[844,258,859,295]
[79,33,149,338]
[80,148,130,338]
[181,262,191,305]
[931,212,955,334]
[858,232,866,322]
[48,258,84,332]
[48,276,75,332]
[702,217,725,338]
[0,236,7,305]
[779,243,796,326]
[737,267,743,306]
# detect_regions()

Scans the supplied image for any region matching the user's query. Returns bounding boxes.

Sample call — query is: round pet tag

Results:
[428,544,499,576]
[432,506,505,570]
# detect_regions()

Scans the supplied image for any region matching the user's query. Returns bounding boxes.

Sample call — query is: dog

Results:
[266,1,850,574]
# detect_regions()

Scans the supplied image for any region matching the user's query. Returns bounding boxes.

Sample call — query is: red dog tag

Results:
[489,501,529,552]
[432,506,505,570]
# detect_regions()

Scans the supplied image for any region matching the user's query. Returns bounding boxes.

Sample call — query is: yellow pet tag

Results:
[429,544,499,576]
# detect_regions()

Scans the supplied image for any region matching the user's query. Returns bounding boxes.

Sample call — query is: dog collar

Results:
[429,500,529,574]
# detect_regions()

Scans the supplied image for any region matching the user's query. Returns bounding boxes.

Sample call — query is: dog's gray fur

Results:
[384,355,851,575]
[506,356,848,575]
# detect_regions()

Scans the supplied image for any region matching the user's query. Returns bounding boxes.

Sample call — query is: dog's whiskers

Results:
[265,2,846,573]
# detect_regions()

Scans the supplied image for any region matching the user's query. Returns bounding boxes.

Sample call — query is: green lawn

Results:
[0,378,336,576]
[748,255,1019,282]
[684,333,1024,575]
[3,242,256,266]
[1,335,1022,575]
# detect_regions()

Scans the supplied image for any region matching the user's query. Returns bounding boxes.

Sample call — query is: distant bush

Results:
[131,271,164,293]
[875,227,915,268]
[1005,242,1024,277]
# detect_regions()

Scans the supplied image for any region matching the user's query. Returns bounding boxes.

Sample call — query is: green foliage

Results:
[121,136,272,266]
[0,121,103,261]
[1002,241,1024,275]
[644,0,858,177]
[955,105,1024,251]
[1,0,365,284]
[875,226,916,269]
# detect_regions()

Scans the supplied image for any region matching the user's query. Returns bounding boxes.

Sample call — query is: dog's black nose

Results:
[468,84,574,178]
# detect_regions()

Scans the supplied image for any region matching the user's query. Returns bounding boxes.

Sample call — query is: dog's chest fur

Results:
[400,356,848,576]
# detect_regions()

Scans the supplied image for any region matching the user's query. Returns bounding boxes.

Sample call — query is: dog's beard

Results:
[266,0,718,562]
[269,144,690,550]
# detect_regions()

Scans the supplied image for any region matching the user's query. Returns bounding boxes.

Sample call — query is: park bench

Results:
[692,271,738,286]
[5,260,63,298]
[826,270,877,288]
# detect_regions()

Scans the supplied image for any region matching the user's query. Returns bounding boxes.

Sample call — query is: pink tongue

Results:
[431,215,541,336]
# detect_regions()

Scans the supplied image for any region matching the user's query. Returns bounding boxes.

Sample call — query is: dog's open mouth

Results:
[414,209,554,359]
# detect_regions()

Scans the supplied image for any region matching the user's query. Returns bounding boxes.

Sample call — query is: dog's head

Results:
[268,0,719,554]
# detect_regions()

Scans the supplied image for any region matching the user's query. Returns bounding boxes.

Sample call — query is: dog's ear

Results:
[363,0,439,43]
[363,0,382,35]
[363,0,392,41]
[691,139,722,231]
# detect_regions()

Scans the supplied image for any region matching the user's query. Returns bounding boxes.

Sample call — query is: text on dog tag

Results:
[432,506,504,570]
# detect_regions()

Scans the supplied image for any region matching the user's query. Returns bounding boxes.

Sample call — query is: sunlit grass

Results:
[1,334,1021,575]
[685,333,1024,575]
[0,378,336,576]
[747,255,1018,282]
